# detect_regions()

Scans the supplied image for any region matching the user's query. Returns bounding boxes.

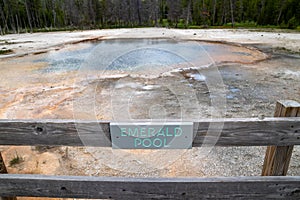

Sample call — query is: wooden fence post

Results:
[262,100,300,176]
[0,152,16,200]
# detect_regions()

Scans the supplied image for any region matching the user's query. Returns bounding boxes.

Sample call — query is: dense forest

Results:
[0,0,299,34]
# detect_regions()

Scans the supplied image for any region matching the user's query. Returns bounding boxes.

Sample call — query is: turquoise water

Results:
[35,38,258,73]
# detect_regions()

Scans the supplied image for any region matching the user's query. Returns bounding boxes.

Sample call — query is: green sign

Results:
[110,122,193,149]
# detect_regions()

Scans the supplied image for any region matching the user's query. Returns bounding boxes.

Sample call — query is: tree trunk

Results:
[230,0,234,27]
[238,0,243,22]
[89,0,96,26]
[277,0,286,25]
[136,0,141,26]
[49,0,56,28]
[6,1,16,33]
[9,14,16,33]
[160,0,165,21]
[258,0,266,24]
[30,2,37,29]
[154,0,159,27]
[202,0,207,25]
[0,3,8,34]
[185,0,191,27]
[212,0,217,25]
[22,17,28,33]
[25,0,33,33]
[222,0,226,25]
[41,0,47,28]
[15,14,19,34]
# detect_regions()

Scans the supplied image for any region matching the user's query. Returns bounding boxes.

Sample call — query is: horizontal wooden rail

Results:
[0,174,299,199]
[0,118,299,147]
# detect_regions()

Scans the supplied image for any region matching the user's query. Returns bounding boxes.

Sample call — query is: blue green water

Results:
[35,38,255,73]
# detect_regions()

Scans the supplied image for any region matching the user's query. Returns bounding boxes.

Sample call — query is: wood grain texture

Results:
[0,118,299,147]
[262,100,300,176]
[0,174,299,199]
[193,117,300,146]
[0,120,111,147]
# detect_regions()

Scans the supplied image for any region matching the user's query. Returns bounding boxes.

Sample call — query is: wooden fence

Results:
[0,100,299,199]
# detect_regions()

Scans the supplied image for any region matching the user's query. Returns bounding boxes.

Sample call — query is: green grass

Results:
[174,19,300,31]
[9,152,24,167]
[0,49,13,55]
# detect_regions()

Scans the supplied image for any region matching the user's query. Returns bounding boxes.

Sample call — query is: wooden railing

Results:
[0,100,299,199]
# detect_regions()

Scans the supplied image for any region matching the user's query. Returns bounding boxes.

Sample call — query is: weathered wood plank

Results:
[262,100,300,176]
[0,118,299,147]
[0,120,111,147]
[193,117,300,146]
[0,174,299,199]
